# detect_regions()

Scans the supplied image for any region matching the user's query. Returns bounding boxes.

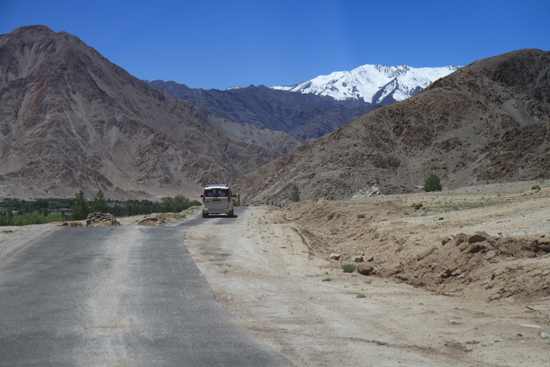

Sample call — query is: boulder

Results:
[357,264,375,276]
[58,221,83,227]
[329,252,341,260]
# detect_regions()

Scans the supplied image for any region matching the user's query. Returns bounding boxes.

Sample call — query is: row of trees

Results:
[71,190,201,220]
[0,190,201,226]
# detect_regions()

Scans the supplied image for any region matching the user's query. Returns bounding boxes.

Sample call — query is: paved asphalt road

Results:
[0,207,293,366]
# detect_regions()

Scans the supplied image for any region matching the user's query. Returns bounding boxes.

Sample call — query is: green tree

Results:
[91,190,109,213]
[423,173,443,192]
[161,196,174,212]
[7,210,14,225]
[290,185,300,202]
[72,190,90,220]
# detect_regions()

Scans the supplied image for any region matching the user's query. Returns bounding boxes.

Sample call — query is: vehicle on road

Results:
[201,184,236,218]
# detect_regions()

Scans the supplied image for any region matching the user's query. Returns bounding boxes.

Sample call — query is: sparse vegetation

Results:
[357,213,365,219]
[0,211,65,226]
[423,173,442,192]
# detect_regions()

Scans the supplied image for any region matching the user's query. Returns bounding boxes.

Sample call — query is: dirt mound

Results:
[402,232,550,301]
[268,182,550,302]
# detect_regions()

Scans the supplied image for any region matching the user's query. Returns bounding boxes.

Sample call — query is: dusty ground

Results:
[185,180,550,367]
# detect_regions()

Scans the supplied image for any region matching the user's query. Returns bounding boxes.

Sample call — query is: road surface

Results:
[0,208,293,366]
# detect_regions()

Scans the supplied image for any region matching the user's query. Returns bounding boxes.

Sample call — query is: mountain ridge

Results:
[0,25,280,199]
[233,49,550,204]
[272,64,460,105]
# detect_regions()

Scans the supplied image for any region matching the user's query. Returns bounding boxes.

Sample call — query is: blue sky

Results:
[1,0,549,90]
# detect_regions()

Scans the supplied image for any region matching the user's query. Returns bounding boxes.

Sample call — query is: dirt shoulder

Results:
[185,181,550,367]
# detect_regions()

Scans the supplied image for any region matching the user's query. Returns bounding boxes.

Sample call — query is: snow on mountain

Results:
[272,64,460,104]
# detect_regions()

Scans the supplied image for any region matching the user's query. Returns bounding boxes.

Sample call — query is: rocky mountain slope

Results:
[273,64,460,105]
[233,49,550,204]
[147,82,377,142]
[0,26,281,199]
[147,80,300,152]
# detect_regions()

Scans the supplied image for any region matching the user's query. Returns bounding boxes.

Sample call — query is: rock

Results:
[58,221,83,227]
[468,231,495,244]
[366,256,374,262]
[329,252,341,260]
[439,269,453,278]
[541,332,550,339]
[468,233,487,243]
[531,184,541,191]
[137,215,160,226]
[357,264,375,276]
[354,255,364,262]
[85,212,120,227]
[352,184,382,199]
[411,202,423,210]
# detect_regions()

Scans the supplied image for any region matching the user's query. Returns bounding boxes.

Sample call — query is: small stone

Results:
[329,252,341,260]
[520,324,542,329]
[540,332,550,339]
[354,255,364,262]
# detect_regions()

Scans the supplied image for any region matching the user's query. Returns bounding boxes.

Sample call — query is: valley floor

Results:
[185,180,550,367]
[1,182,548,366]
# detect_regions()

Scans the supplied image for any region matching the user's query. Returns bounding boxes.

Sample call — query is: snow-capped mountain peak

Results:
[272,64,460,104]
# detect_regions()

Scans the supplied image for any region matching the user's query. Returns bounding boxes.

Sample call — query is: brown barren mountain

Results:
[0,26,280,199]
[234,49,550,204]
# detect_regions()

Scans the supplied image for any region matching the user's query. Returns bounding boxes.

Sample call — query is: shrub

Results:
[423,173,442,192]
[341,263,357,273]
[290,185,300,202]
[357,213,365,219]
[161,195,200,212]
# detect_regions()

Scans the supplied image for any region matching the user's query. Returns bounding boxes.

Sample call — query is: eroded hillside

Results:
[233,49,550,204]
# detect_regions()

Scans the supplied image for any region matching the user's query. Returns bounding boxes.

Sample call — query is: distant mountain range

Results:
[147,82,376,142]
[148,64,459,142]
[272,64,460,105]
